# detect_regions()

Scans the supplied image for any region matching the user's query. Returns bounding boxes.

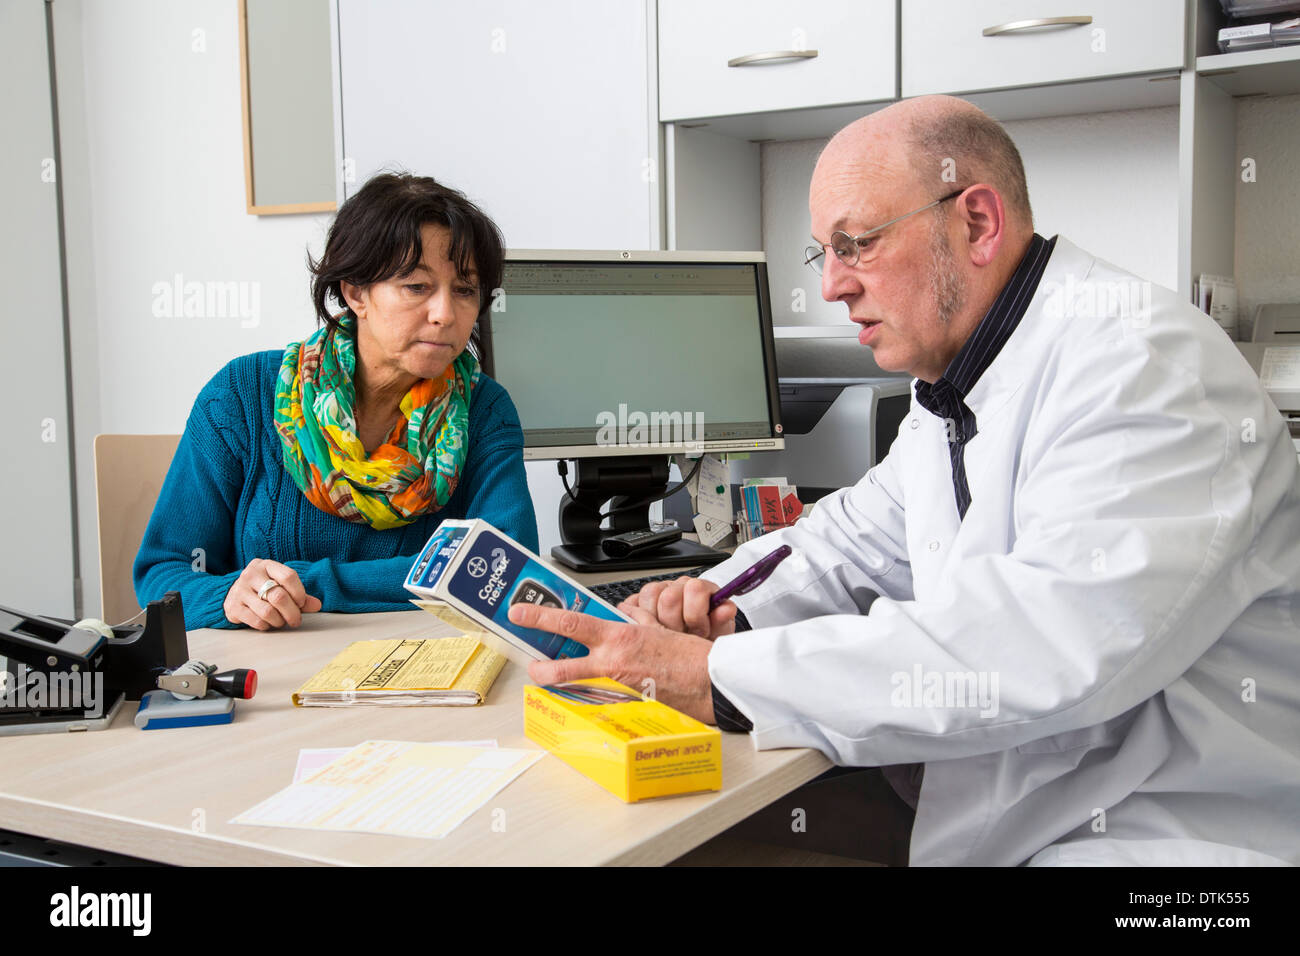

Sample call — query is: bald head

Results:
[808,96,1038,383]
[815,95,1033,229]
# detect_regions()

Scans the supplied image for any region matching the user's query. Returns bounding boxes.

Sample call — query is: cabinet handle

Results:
[982,16,1093,37]
[727,49,819,68]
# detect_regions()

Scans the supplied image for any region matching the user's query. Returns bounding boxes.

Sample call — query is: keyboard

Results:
[590,567,707,605]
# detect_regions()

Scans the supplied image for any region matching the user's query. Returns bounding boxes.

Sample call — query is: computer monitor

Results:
[483,250,785,572]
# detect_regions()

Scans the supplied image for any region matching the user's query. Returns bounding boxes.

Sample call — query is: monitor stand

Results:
[550,454,730,574]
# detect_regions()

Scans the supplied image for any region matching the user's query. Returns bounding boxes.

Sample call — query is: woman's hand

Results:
[618,576,737,641]
[224,558,322,630]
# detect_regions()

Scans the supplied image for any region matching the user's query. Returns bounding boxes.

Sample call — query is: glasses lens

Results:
[830,232,859,267]
[803,246,824,275]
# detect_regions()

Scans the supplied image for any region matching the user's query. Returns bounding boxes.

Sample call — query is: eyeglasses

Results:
[803,188,967,275]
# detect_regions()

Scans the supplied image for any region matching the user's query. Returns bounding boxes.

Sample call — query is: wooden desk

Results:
[0,609,829,866]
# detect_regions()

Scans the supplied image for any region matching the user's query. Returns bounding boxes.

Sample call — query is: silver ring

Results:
[257,579,283,602]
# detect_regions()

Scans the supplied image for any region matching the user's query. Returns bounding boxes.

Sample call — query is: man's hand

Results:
[507,602,716,724]
[618,576,737,640]
[224,558,322,630]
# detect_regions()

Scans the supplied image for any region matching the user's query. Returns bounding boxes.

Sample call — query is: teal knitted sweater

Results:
[134,350,539,629]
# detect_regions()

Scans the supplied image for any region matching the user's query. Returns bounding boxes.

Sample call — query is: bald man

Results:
[512,96,1300,866]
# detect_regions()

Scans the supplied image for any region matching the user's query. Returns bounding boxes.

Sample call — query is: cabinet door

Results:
[902,0,1186,96]
[659,0,896,121]
[339,0,655,250]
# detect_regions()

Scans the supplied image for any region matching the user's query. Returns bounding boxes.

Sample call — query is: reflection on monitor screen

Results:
[484,250,784,574]
[489,252,783,459]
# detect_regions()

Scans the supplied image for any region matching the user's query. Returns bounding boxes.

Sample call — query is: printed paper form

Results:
[291,637,505,705]
[695,454,732,521]
[235,740,542,839]
[292,740,498,783]
[295,637,476,694]
[1260,346,1300,389]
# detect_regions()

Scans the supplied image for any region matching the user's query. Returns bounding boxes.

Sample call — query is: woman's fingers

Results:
[262,584,301,627]
[225,558,321,630]
[260,560,312,609]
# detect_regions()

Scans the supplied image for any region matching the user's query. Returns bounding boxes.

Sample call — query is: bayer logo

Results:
[467,556,489,578]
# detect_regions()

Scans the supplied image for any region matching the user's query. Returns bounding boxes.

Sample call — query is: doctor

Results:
[510,95,1300,866]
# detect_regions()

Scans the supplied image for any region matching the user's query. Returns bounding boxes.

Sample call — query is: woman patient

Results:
[135,173,538,629]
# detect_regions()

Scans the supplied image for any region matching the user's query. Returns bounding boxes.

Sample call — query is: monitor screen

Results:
[485,251,784,460]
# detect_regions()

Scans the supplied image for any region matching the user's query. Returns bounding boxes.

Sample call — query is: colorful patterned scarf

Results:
[273,315,478,530]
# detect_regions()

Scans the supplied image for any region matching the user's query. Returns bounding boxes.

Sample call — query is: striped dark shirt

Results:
[914,233,1055,520]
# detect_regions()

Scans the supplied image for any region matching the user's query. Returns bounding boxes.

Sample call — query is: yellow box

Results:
[523,678,722,802]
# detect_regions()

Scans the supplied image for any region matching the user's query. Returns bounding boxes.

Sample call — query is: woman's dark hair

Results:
[308,172,505,358]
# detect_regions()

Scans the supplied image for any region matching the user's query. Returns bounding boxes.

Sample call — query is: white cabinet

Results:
[902,0,1186,97]
[339,0,657,251]
[658,0,895,121]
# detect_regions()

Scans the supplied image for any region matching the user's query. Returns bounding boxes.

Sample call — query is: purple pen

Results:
[708,545,793,611]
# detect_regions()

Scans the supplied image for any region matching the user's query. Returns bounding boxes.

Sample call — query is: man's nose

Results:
[820,250,859,303]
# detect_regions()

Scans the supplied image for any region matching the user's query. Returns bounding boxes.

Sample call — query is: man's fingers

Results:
[304,595,322,613]
[654,583,687,632]
[681,578,721,638]
[633,582,668,613]
[623,604,659,627]
[507,604,613,648]
[527,655,603,686]
[709,601,738,637]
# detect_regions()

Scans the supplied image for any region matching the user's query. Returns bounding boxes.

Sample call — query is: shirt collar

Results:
[915,233,1054,414]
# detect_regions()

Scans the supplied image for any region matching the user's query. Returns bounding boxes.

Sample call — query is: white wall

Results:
[61,0,334,615]
[760,105,1182,327]
[1235,93,1300,340]
[77,0,333,437]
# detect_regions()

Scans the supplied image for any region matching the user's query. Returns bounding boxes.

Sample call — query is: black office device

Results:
[601,526,684,559]
[0,591,189,734]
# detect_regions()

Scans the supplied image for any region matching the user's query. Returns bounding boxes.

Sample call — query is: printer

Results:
[1235,303,1300,463]
[663,328,912,530]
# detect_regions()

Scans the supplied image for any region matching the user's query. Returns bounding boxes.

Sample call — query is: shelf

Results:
[1196,45,1300,95]
[675,71,1181,142]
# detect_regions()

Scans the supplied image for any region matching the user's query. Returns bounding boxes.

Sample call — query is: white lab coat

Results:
[706,237,1300,866]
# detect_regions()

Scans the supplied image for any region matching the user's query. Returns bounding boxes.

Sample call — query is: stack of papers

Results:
[291,637,505,707]
[1218,18,1300,53]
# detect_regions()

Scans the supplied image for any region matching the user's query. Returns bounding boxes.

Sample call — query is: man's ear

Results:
[956,184,1006,268]
[339,281,368,319]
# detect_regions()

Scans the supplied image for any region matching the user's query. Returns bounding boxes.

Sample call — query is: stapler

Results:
[0,591,189,735]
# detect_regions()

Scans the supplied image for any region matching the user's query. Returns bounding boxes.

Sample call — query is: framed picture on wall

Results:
[238,0,338,215]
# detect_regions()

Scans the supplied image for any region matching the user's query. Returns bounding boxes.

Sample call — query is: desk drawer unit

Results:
[902,0,1186,96]
[658,0,896,120]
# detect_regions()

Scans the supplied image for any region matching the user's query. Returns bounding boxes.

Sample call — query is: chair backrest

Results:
[93,434,181,624]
